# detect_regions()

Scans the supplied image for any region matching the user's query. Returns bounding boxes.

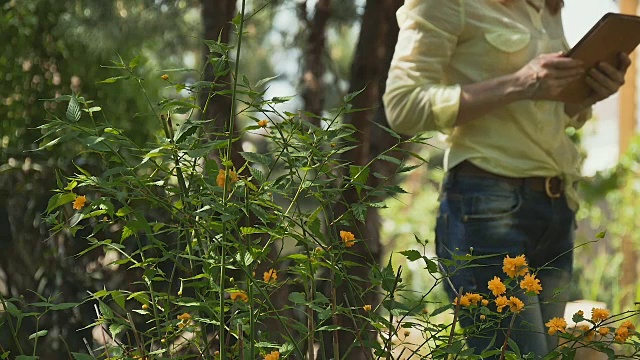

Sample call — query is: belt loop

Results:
[545,177,562,198]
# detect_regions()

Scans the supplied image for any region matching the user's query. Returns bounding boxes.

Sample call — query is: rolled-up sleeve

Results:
[383,0,464,135]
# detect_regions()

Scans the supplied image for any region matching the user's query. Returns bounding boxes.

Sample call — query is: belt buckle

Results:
[544,177,562,198]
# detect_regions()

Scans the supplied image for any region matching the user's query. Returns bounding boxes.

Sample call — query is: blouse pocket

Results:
[484,31,531,53]
[482,30,533,73]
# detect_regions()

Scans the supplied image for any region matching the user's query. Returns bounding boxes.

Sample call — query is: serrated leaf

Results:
[344,88,365,103]
[121,226,134,241]
[66,95,81,122]
[240,152,272,167]
[240,227,265,235]
[109,324,126,338]
[288,292,306,305]
[399,250,422,262]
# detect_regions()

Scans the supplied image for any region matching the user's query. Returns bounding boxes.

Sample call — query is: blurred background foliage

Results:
[0,0,639,357]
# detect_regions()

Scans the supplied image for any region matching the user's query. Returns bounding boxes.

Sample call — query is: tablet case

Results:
[557,13,640,103]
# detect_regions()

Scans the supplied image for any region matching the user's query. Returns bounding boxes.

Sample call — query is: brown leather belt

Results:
[451,161,564,198]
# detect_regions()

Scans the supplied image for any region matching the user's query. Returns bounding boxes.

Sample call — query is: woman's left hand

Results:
[585,52,632,103]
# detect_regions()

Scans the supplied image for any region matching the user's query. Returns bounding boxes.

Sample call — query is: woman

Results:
[383,0,630,357]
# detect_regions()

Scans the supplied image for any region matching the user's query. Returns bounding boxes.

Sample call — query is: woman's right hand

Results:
[514,52,584,100]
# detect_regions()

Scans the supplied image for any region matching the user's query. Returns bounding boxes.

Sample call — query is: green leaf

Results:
[109,324,126,338]
[240,152,272,167]
[399,250,421,262]
[128,55,141,69]
[97,75,129,84]
[28,330,48,340]
[15,356,39,360]
[240,227,265,235]
[2,301,21,317]
[83,106,102,114]
[255,75,280,88]
[373,121,401,140]
[46,193,77,213]
[111,291,126,310]
[71,353,94,360]
[121,225,135,241]
[344,88,365,103]
[50,303,80,310]
[423,257,439,273]
[288,292,306,305]
[271,95,295,104]
[66,94,81,122]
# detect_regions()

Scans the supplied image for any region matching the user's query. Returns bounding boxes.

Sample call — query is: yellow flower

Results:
[177,312,191,321]
[519,273,542,294]
[216,169,238,188]
[363,304,372,312]
[482,299,489,306]
[480,315,486,320]
[615,325,630,343]
[495,296,509,313]
[508,296,525,313]
[502,255,529,278]
[598,327,611,336]
[258,119,268,127]
[177,312,192,329]
[614,321,636,343]
[546,317,567,335]
[264,350,280,360]
[230,291,249,302]
[454,295,471,307]
[161,74,169,81]
[340,230,356,248]
[263,268,277,283]
[141,304,149,310]
[620,320,636,331]
[577,325,594,341]
[591,308,610,322]
[73,195,87,210]
[487,276,506,296]
[575,310,584,317]
[465,293,483,306]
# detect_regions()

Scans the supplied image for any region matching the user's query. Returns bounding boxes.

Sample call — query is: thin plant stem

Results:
[447,287,464,360]
[219,0,247,356]
[499,313,518,360]
[0,292,24,354]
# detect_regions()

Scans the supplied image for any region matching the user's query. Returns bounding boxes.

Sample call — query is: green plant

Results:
[2,4,639,360]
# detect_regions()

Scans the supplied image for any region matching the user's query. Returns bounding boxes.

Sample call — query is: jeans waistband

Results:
[449,161,563,198]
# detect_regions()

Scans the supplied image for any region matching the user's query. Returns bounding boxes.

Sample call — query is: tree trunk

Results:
[300,0,332,125]
[320,0,404,359]
[200,0,243,167]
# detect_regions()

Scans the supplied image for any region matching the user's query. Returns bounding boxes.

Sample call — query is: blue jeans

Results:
[435,170,575,359]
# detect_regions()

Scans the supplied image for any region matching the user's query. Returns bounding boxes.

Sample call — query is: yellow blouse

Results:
[383,0,591,209]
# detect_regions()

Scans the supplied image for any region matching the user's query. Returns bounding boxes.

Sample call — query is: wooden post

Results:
[618,0,638,310]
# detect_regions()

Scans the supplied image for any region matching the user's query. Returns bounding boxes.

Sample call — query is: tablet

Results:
[556,12,640,103]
